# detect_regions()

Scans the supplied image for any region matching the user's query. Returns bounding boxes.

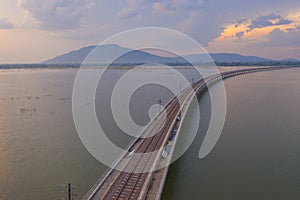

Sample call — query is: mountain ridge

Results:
[43,44,298,65]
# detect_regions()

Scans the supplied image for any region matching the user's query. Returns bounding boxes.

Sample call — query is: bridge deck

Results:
[83,66,298,200]
[99,80,201,200]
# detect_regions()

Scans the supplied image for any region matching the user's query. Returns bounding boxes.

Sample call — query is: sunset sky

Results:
[1,0,300,63]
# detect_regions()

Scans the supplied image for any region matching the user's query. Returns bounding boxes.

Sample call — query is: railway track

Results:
[101,77,208,200]
[86,66,299,200]
[102,97,181,200]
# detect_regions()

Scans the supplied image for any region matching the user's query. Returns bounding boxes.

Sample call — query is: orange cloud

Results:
[216,14,300,42]
[217,23,249,41]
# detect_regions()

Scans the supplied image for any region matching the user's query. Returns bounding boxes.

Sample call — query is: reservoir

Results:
[0,67,299,199]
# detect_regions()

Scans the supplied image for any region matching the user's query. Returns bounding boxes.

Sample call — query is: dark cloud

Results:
[0,18,14,29]
[236,31,244,38]
[249,13,292,29]
[234,19,247,27]
[20,0,94,30]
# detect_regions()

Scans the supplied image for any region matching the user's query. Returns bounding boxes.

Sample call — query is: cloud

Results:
[117,9,139,20]
[265,28,300,47]
[178,11,199,33]
[0,18,14,29]
[154,0,206,12]
[249,13,292,29]
[236,19,247,24]
[115,0,215,46]
[19,0,94,30]
[117,0,153,20]
[235,31,244,38]
[216,12,298,42]
[115,0,216,47]
[208,16,300,60]
[117,0,206,20]
[242,28,300,59]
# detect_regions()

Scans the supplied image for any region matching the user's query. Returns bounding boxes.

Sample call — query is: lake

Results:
[0,67,299,199]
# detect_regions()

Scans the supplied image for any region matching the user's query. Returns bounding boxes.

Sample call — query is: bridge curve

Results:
[83,66,297,200]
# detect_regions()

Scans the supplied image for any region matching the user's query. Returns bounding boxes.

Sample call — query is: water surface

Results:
[0,67,299,199]
[162,68,300,200]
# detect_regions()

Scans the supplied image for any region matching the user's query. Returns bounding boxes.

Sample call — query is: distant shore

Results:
[0,62,300,70]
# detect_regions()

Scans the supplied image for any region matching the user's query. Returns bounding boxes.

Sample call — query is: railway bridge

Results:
[83,66,297,200]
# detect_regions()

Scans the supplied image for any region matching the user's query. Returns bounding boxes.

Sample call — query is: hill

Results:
[43,44,184,65]
[43,44,298,65]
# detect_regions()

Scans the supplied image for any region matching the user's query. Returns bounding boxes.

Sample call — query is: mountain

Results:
[43,44,125,64]
[184,53,272,63]
[280,58,299,62]
[43,44,298,65]
[211,53,272,63]
[43,44,184,65]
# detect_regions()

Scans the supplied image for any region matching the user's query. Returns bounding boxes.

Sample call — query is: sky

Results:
[1,0,300,63]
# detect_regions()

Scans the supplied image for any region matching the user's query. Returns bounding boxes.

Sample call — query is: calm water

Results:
[0,69,105,199]
[0,67,203,199]
[162,68,300,199]
[0,67,299,199]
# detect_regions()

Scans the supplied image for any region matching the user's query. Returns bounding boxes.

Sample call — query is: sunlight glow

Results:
[216,15,300,42]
